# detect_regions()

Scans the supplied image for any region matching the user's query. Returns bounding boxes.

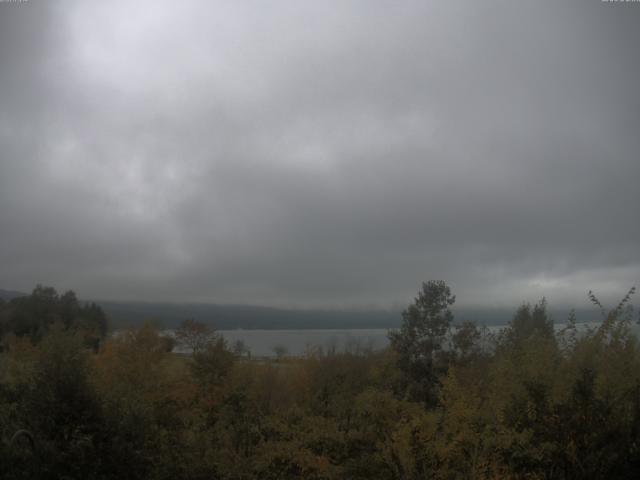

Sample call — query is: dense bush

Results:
[1,283,639,479]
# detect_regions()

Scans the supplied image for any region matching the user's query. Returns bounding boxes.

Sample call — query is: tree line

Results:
[1,281,639,479]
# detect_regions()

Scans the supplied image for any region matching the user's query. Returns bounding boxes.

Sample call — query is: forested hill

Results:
[0,289,26,301]
[96,300,600,330]
[99,301,402,329]
[1,288,600,329]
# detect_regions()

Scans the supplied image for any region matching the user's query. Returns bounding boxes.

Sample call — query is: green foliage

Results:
[0,326,103,479]
[191,336,236,388]
[504,298,554,347]
[1,282,640,479]
[452,320,482,360]
[388,280,456,405]
[174,318,215,354]
[0,285,107,348]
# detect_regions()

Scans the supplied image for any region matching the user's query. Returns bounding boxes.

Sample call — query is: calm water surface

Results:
[168,321,629,357]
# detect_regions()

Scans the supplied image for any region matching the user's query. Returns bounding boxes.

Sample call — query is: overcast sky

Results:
[1,0,639,309]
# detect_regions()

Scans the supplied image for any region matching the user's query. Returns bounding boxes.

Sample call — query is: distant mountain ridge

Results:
[0,289,27,301]
[1,287,603,330]
[96,300,602,331]
[98,300,402,330]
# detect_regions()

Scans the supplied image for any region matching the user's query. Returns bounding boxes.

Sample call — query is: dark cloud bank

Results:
[1,0,639,312]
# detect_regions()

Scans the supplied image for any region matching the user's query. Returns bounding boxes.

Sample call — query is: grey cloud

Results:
[0,0,638,309]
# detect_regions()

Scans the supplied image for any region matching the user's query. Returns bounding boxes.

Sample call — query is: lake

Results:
[170,321,630,357]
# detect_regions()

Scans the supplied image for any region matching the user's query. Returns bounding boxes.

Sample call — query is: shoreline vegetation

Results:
[1,281,640,479]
